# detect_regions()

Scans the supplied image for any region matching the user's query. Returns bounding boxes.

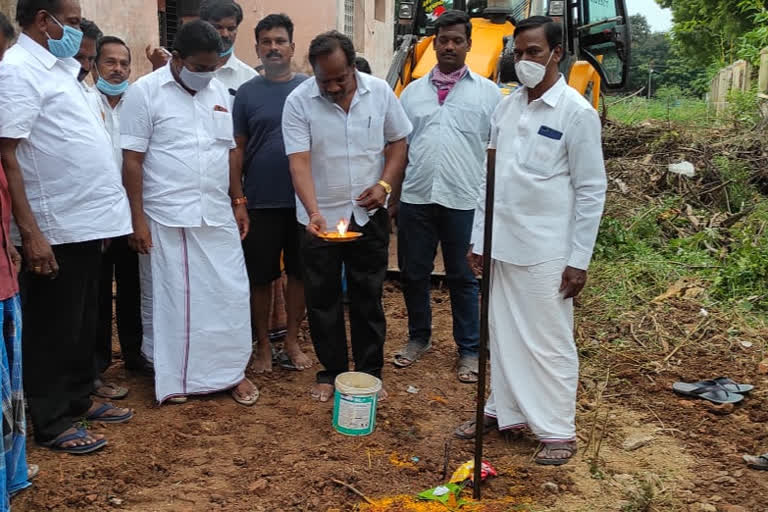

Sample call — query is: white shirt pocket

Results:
[211,110,234,142]
[523,127,564,177]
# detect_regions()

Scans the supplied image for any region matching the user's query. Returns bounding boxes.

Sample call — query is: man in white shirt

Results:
[455,17,607,466]
[121,20,258,406]
[283,31,412,402]
[200,0,257,95]
[147,1,256,96]
[394,10,501,382]
[91,36,153,391]
[74,18,103,121]
[0,0,134,454]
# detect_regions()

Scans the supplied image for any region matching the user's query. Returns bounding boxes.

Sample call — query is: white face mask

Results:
[180,66,214,91]
[514,50,554,89]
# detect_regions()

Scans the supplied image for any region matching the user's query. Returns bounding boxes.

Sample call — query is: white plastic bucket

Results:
[332,372,382,436]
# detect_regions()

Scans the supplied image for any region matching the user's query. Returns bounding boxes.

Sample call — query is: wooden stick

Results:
[331,479,374,505]
[473,148,497,500]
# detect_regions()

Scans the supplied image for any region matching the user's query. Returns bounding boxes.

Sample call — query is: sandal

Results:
[231,379,259,406]
[393,340,432,368]
[457,355,479,384]
[697,377,754,394]
[743,453,768,470]
[535,441,577,466]
[41,427,107,455]
[86,403,134,423]
[454,416,498,439]
[672,382,744,404]
[92,380,129,400]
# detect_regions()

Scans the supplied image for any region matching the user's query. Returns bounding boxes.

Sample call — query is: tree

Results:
[657,0,768,67]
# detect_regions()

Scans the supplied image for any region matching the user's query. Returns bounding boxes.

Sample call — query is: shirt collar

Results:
[18,33,58,70]
[310,69,370,99]
[219,54,241,72]
[159,63,179,86]
[535,74,567,107]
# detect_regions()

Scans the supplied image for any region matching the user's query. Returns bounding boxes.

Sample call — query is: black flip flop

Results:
[672,382,744,404]
[393,340,432,368]
[743,453,768,470]
[699,377,754,394]
[454,416,498,439]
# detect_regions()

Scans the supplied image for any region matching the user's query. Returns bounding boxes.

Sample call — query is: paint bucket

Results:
[332,372,382,436]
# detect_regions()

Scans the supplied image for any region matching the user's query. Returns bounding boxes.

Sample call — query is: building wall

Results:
[360,0,394,77]
[82,0,159,79]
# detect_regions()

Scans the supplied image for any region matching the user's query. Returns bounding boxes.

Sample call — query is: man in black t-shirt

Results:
[233,14,312,374]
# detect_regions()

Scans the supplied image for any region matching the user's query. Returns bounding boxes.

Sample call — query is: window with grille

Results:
[343,0,355,39]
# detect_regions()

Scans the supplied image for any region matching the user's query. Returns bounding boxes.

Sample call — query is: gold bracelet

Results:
[377,180,392,194]
[232,197,248,206]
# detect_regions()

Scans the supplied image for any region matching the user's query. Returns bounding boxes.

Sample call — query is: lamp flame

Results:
[336,219,349,236]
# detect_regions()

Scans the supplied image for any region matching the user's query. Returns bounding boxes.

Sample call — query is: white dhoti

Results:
[484,258,578,441]
[139,218,252,403]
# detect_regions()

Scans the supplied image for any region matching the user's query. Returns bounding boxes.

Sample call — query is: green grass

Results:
[606,97,713,127]
[584,198,768,319]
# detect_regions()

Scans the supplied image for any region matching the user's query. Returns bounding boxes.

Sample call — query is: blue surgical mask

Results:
[45,13,83,59]
[96,76,129,96]
[219,45,234,58]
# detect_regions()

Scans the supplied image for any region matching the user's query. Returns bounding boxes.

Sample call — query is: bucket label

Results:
[333,392,377,435]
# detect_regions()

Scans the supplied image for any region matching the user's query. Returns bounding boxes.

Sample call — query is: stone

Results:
[718,505,747,512]
[108,497,124,506]
[759,358,768,375]
[85,494,98,504]
[708,495,722,502]
[694,504,717,512]
[712,476,737,486]
[706,402,735,415]
[613,473,634,483]
[622,434,654,451]
[540,482,559,493]
[248,478,269,495]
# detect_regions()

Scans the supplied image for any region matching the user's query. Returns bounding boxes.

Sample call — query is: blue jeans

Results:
[397,202,479,357]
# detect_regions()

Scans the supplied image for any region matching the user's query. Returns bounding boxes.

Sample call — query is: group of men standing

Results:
[0,0,609,505]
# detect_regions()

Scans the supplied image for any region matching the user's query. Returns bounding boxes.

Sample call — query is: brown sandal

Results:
[534,441,577,466]
[454,416,497,439]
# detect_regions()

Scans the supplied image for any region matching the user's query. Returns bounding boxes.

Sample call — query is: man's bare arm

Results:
[357,138,408,211]
[288,151,324,236]
[122,150,152,254]
[230,136,248,240]
[0,137,58,276]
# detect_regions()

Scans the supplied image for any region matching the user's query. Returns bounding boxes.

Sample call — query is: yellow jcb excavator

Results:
[386,0,631,108]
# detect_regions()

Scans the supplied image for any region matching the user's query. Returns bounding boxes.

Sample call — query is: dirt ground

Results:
[11,279,768,511]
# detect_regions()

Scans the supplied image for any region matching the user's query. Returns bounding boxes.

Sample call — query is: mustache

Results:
[266,50,282,58]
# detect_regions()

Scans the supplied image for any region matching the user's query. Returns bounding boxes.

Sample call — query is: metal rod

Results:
[472,150,496,500]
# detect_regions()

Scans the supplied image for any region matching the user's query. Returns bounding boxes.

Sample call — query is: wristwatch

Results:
[377,180,392,194]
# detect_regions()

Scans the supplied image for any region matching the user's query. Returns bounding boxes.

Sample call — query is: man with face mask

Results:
[0,0,134,455]
[283,31,412,402]
[233,14,311,375]
[394,10,501,383]
[455,17,607,466]
[121,19,258,406]
[91,36,152,395]
[200,0,256,96]
[74,18,103,121]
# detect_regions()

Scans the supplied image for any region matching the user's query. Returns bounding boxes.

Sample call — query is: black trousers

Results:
[94,236,142,375]
[300,209,389,385]
[20,240,102,442]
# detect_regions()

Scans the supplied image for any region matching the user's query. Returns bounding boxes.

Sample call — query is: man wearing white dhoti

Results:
[454,16,607,466]
[120,20,258,406]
